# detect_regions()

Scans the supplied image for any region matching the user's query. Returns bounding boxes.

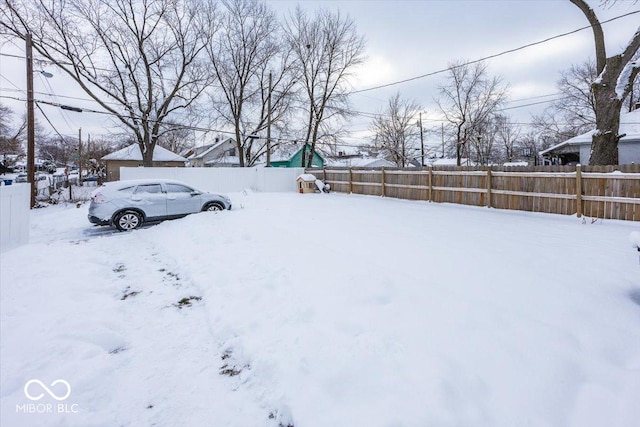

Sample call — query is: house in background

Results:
[183,137,239,167]
[102,144,187,181]
[427,158,471,167]
[541,109,640,165]
[270,143,325,168]
[326,155,395,168]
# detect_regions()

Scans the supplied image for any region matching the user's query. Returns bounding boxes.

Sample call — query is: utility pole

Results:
[26,32,36,208]
[78,128,83,186]
[266,72,272,167]
[418,112,425,167]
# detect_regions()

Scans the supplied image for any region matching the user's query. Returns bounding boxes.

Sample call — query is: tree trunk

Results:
[590,79,622,165]
[456,126,463,166]
[141,142,154,167]
[589,51,626,165]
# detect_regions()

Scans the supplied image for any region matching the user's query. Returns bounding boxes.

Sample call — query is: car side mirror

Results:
[190,191,200,196]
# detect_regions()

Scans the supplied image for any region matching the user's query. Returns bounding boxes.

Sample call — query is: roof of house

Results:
[205,155,240,166]
[326,157,395,168]
[189,138,235,160]
[271,143,324,163]
[102,144,187,162]
[429,158,469,166]
[540,109,640,155]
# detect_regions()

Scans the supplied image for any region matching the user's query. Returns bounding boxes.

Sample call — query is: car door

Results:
[130,183,167,220]
[164,183,201,216]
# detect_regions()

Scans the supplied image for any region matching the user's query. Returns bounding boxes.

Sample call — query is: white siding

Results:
[620,141,640,164]
[579,141,640,165]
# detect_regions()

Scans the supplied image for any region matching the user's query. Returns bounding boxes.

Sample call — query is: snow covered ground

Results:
[1,192,639,427]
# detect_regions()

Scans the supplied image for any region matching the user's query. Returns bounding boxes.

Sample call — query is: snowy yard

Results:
[1,192,639,427]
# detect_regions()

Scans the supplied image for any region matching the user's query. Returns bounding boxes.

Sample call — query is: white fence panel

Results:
[0,184,30,253]
[119,167,306,193]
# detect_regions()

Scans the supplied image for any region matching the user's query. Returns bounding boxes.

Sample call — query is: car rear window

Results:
[135,184,163,194]
[117,186,135,193]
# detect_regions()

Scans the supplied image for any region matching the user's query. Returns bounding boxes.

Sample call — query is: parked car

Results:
[14,172,48,183]
[88,179,232,231]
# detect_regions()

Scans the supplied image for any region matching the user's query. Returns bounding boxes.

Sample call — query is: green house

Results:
[270,143,325,168]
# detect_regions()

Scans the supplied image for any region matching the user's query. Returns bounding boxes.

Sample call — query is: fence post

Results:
[428,166,433,202]
[381,167,386,197]
[323,166,326,182]
[486,167,492,208]
[576,165,582,218]
[348,167,353,194]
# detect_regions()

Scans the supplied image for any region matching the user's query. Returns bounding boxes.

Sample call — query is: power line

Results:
[498,98,568,112]
[0,94,311,144]
[35,103,72,143]
[0,87,125,107]
[37,72,83,130]
[350,10,640,94]
[0,74,22,90]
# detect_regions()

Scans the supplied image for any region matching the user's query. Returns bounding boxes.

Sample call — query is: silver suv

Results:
[88,179,231,231]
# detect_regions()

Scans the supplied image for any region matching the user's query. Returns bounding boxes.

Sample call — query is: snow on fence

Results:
[119,166,305,193]
[0,183,30,252]
[307,164,640,221]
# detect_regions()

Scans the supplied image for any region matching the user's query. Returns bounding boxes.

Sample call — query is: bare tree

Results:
[1,0,216,166]
[0,103,13,138]
[370,93,421,167]
[493,114,521,163]
[38,134,78,167]
[0,103,25,160]
[518,131,549,166]
[284,7,366,167]
[569,0,640,165]
[205,0,296,167]
[531,59,597,147]
[468,116,501,166]
[556,60,597,133]
[156,125,196,155]
[83,136,118,179]
[436,60,508,166]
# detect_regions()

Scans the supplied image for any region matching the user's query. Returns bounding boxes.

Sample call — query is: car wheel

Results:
[114,210,143,231]
[203,202,224,212]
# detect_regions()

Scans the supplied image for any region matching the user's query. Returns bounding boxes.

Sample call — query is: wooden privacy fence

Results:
[305,164,640,221]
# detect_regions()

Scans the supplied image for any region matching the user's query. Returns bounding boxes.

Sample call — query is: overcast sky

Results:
[0,0,638,151]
